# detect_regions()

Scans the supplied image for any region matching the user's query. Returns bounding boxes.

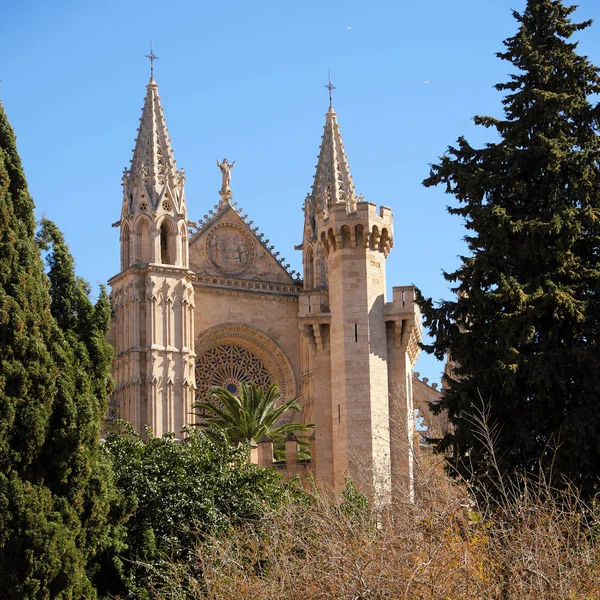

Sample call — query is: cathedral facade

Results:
[109,76,433,500]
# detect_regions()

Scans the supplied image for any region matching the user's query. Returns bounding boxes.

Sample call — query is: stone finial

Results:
[218,188,233,208]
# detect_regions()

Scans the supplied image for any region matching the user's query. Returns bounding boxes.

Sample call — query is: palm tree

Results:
[193,383,313,448]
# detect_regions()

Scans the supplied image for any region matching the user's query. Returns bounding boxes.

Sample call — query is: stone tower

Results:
[109,77,196,437]
[299,104,422,501]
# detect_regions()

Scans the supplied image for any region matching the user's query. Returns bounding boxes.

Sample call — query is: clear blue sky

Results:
[2,0,600,383]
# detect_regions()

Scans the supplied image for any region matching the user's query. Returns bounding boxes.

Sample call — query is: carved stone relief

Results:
[195,323,297,402]
[195,344,272,401]
[205,223,255,276]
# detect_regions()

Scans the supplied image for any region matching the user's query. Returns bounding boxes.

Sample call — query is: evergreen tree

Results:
[0,101,121,597]
[418,0,600,499]
[37,218,125,596]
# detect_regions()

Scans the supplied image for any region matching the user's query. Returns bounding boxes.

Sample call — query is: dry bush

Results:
[148,453,600,599]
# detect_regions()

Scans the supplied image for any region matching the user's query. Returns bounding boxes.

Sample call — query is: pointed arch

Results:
[320,231,329,255]
[160,218,175,265]
[121,222,131,270]
[195,323,298,402]
[304,244,315,290]
[327,228,337,251]
[355,224,364,247]
[180,222,188,267]
[315,242,328,287]
[137,218,151,264]
[340,225,352,249]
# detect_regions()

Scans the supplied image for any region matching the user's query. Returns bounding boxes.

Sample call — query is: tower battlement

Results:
[317,201,394,257]
[323,199,393,222]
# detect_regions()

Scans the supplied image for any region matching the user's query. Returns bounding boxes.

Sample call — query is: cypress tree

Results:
[0,101,120,597]
[418,0,600,499]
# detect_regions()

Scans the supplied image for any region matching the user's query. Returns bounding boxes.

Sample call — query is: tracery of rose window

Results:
[195,344,272,400]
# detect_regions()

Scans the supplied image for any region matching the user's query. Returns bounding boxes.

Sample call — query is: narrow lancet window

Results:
[160,221,174,265]
[121,224,130,270]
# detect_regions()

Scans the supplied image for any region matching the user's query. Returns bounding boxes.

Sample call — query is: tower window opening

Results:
[327,228,336,251]
[341,225,351,248]
[338,404,341,424]
[137,219,151,264]
[160,221,174,265]
[304,245,315,290]
[355,224,364,246]
[121,223,130,270]
[354,323,358,342]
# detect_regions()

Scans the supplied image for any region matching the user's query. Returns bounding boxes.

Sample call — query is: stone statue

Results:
[216,158,236,192]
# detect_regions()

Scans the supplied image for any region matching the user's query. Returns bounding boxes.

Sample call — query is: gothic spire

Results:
[122,77,185,214]
[310,105,357,213]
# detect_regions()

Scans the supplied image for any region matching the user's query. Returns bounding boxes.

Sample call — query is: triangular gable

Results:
[188,203,299,285]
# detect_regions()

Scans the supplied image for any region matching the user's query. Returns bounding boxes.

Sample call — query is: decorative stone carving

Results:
[205,222,255,276]
[195,344,272,401]
[195,323,297,402]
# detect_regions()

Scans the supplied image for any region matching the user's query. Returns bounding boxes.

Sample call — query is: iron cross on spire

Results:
[325,70,336,108]
[145,41,159,79]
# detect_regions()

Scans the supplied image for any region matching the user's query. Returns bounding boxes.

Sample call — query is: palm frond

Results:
[191,382,314,447]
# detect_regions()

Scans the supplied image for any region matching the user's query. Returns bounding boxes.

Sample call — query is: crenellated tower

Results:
[109,76,195,437]
[299,102,422,501]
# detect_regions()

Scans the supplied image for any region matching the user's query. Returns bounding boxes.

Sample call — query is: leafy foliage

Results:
[193,382,313,450]
[103,423,299,596]
[0,100,121,598]
[417,0,600,499]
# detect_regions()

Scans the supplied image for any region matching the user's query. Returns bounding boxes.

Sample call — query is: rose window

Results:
[139,201,148,211]
[162,199,172,211]
[195,344,272,401]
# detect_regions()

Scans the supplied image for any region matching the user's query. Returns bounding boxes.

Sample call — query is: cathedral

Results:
[108,74,442,500]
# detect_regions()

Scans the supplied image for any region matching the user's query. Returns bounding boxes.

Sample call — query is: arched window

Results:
[316,243,328,287]
[121,223,130,270]
[355,224,364,247]
[137,219,151,264]
[320,231,329,255]
[327,228,337,251]
[180,223,187,267]
[160,221,174,265]
[304,245,315,289]
[341,225,351,249]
